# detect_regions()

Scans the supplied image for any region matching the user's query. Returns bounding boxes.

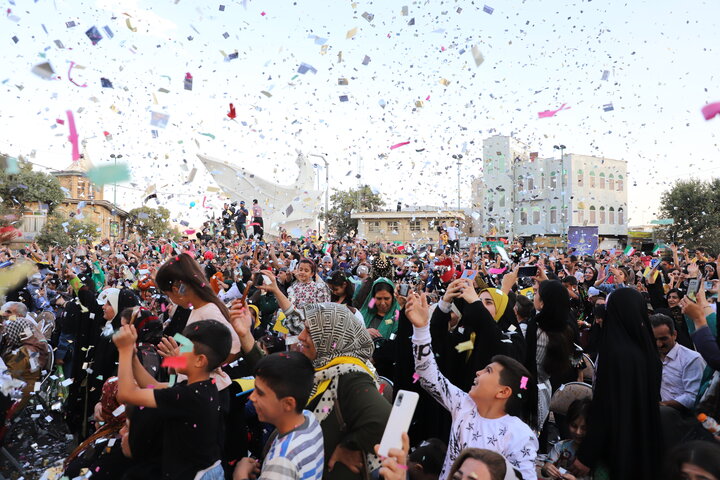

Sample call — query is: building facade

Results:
[18,156,129,242]
[352,210,467,244]
[478,135,628,240]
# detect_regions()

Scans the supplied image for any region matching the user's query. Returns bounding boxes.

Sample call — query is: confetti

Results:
[87,163,131,187]
[161,356,188,369]
[412,372,420,383]
[346,27,358,39]
[603,103,614,112]
[101,77,113,88]
[150,111,170,128]
[31,62,55,80]
[184,72,193,91]
[227,103,236,119]
[701,102,720,121]
[362,12,374,22]
[67,61,87,88]
[538,103,570,118]
[519,376,528,390]
[65,110,81,161]
[483,5,494,14]
[368,298,376,308]
[390,141,410,150]
[297,62,318,74]
[85,26,103,45]
[601,70,610,80]
[471,45,484,67]
[125,18,137,32]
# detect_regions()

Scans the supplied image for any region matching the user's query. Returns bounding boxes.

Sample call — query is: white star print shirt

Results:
[412,325,539,480]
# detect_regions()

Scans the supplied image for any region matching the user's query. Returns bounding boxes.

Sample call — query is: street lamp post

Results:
[109,153,122,206]
[309,153,329,239]
[553,144,566,242]
[452,154,463,210]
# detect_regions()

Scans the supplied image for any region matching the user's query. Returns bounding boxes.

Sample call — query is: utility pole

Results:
[309,153,329,239]
[452,154,463,210]
[553,144,566,243]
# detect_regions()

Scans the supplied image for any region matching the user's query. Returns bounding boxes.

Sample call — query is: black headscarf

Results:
[577,288,663,479]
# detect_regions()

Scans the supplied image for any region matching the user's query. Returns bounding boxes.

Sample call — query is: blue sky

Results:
[1,0,719,228]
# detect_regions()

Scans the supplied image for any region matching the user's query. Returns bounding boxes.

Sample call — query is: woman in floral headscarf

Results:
[256,271,391,480]
[296,303,391,480]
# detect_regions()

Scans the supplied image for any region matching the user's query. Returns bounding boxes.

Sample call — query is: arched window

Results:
[532,208,540,225]
[520,208,528,225]
[609,207,615,224]
[577,169,584,187]
[527,175,535,190]
[589,206,597,224]
[517,175,524,191]
[608,174,615,191]
[577,207,585,225]
[550,171,558,189]
[590,171,596,188]
[599,172,606,189]
[618,207,624,225]
[617,175,624,191]
[599,206,606,224]
[550,206,558,224]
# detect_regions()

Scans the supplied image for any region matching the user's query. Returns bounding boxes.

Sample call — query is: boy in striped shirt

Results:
[234,351,324,480]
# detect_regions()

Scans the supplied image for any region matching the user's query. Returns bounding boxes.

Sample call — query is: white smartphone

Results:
[377,390,419,458]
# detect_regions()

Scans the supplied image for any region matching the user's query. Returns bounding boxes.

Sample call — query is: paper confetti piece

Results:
[168,374,176,386]
[538,103,570,118]
[297,63,318,74]
[87,163,131,187]
[66,110,81,161]
[125,18,137,32]
[601,70,610,81]
[519,376,528,389]
[378,383,386,394]
[103,26,114,38]
[455,340,474,353]
[390,141,410,150]
[184,72,193,91]
[199,132,216,139]
[112,404,126,417]
[161,356,188,369]
[67,61,87,88]
[227,103,236,119]
[368,298,376,308]
[471,45,484,67]
[31,62,55,80]
[346,27,358,39]
[483,5,494,14]
[701,102,720,121]
[85,26,103,45]
[233,377,255,392]
[412,372,420,383]
[362,12,374,22]
[603,103,614,112]
[150,111,170,128]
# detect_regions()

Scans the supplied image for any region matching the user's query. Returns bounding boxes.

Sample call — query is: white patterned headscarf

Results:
[304,303,374,369]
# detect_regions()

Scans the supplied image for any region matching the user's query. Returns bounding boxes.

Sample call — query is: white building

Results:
[476,135,628,240]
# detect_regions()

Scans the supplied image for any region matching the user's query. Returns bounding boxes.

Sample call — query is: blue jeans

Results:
[195,461,224,480]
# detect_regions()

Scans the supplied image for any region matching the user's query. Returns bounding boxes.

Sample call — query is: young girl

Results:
[405,290,539,480]
[542,398,591,480]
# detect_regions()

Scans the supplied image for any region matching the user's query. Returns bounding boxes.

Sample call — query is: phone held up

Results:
[377,390,419,458]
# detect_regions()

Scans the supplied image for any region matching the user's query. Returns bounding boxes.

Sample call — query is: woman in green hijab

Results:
[359,278,401,340]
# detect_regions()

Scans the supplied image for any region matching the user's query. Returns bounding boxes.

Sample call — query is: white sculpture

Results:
[197,152,323,238]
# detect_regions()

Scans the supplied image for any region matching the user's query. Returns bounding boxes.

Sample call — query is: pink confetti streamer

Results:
[390,141,411,150]
[368,298,376,309]
[412,372,420,383]
[66,110,81,161]
[67,61,87,88]
[519,376,528,390]
[701,102,720,121]
[538,103,569,118]
[394,310,400,321]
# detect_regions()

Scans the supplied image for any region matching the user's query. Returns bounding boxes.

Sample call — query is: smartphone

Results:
[398,283,411,296]
[687,278,700,296]
[377,390,419,458]
[461,269,477,280]
[704,281,714,291]
[518,266,538,278]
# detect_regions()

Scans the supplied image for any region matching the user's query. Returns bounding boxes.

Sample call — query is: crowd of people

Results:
[0,214,719,480]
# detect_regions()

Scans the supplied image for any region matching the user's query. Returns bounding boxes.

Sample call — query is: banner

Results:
[567,226,599,255]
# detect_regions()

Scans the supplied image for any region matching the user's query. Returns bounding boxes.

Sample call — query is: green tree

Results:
[36,214,100,248]
[0,156,65,214]
[128,206,176,238]
[321,185,385,238]
[658,178,720,254]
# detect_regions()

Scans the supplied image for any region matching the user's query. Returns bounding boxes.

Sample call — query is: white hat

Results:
[97,288,120,315]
